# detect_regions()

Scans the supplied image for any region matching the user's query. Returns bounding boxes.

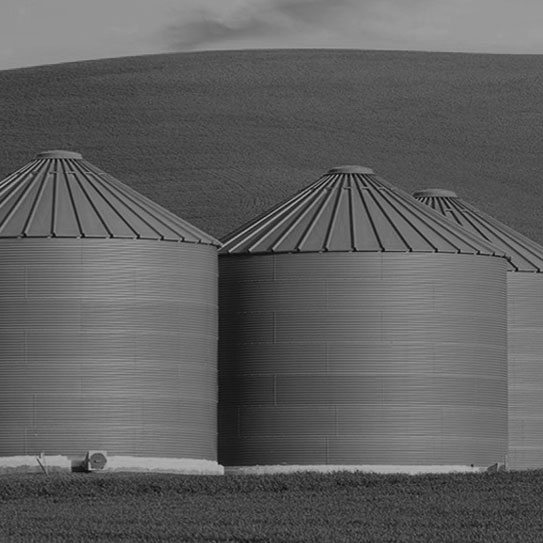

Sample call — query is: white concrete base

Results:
[224,464,488,475]
[101,456,224,475]
[0,455,71,474]
[0,455,223,475]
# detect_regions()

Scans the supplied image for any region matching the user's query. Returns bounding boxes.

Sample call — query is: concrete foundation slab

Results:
[0,455,71,474]
[0,455,223,475]
[224,464,488,475]
[101,456,224,475]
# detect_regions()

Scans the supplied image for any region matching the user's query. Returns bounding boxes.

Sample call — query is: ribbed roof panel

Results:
[220,167,507,257]
[414,189,543,272]
[0,151,220,245]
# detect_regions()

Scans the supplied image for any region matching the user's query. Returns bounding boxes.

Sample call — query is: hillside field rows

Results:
[1,49,543,242]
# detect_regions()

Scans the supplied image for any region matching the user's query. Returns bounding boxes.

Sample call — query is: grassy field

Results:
[0,470,541,542]
[1,49,543,242]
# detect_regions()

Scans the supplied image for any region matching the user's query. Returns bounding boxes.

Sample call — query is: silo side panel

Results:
[508,273,543,469]
[0,239,218,460]
[219,252,507,467]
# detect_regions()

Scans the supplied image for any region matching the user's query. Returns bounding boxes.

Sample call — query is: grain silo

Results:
[414,188,543,470]
[0,150,222,474]
[219,166,509,473]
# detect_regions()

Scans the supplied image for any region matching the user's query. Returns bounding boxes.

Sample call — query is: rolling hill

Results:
[0,49,542,242]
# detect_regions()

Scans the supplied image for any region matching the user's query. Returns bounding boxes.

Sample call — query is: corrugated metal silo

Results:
[414,188,543,470]
[0,150,222,474]
[219,166,509,472]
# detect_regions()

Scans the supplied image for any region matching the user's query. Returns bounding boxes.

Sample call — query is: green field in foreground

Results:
[0,471,541,542]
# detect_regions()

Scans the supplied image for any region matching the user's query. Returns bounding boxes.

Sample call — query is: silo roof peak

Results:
[220,166,507,258]
[0,152,219,245]
[414,189,543,272]
[327,165,374,175]
[35,150,83,160]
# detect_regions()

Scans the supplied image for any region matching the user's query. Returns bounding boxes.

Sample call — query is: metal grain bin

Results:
[219,166,509,471]
[414,188,543,470]
[0,150,222,474]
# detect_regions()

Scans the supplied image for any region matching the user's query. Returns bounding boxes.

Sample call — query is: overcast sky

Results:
[1,0,543,70]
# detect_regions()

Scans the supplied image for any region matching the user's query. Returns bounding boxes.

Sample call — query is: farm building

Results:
[414,188,543,470]
[0,150,222,474]
[218,166,509,472]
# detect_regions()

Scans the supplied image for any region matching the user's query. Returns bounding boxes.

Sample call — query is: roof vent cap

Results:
[35,150,83,160]
[327,165,374,175]
[412,188,458,198]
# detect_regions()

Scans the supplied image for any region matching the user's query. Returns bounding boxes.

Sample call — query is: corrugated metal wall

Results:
[507,273,543,469]
[219,252,508,467]
[413,190,543,470]
[0,238,218,460]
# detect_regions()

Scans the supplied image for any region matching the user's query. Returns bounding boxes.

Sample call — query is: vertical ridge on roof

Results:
[414,189,543,272]
[220,167,507,257]
[0,151,220,245]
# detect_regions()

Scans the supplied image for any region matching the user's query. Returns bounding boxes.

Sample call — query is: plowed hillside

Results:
[1,49,542,241]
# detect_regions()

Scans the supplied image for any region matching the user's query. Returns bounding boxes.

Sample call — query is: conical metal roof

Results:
[414,189,543,272]
[220,166,507,257]
[0,150,219,245]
